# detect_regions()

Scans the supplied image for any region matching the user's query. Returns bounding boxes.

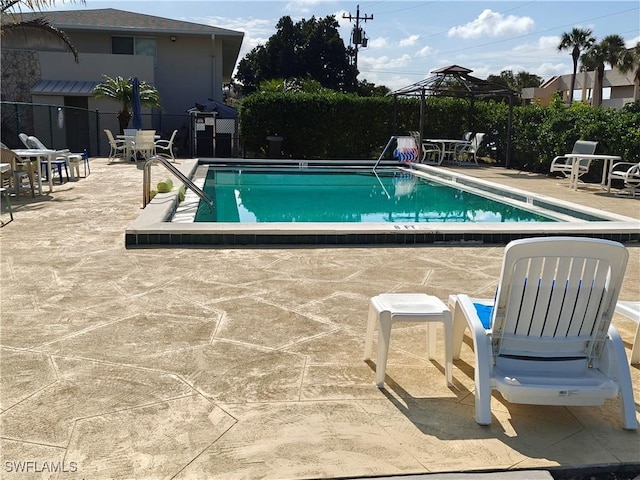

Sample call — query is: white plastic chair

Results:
[549,140,598,182]
[104,129,127,162]
[615,301,640,364]
[448,237,637,430]
[408,131,440,163]
[607,161,640,197]
[154,129,178,161]
[455,132,484,165]
[132,130,156,161]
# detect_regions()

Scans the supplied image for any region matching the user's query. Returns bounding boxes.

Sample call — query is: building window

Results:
[112,36,134,54]
[111,36,157,65]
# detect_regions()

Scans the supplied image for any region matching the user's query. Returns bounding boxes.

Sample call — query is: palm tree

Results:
[557,28,595,105]
[0,0,84,62]
[617,41,640,102]
[93,75,161,134]
[581,35,632,107]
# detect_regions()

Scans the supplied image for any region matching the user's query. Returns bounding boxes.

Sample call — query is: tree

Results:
[93,75,161,134]
[235,15,358,94]
[486,70,542,92]
[557,28,595,105]
[581,34,632,107]
[357,79,390,97]
[0,0,84,62]
[618,41,640,102]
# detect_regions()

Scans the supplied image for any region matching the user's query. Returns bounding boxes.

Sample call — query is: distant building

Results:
[521,67,637,108]
[1,8,244,152]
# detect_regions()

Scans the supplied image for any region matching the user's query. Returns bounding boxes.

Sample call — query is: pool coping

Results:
[125,159,640,248]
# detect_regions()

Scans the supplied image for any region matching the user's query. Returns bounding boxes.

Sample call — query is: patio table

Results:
[565,153,621,191]
[12,148,58,194]
[424,139,471,165]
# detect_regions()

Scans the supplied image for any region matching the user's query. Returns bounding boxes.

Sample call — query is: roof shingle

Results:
[12,8,243,36]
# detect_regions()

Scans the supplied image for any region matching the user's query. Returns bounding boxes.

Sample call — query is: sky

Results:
[42,0,640,91]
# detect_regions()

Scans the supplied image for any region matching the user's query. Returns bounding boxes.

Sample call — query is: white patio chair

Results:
[549,140,598,183]
[615,301,640,365]
[607,161,640,197]
[131,130,156,161]
[104,129,127,163]
[448,237,637,430]
[154,129,178,161]
[454,132,484,165]
[408,131,440,163]
[392,136,420,163]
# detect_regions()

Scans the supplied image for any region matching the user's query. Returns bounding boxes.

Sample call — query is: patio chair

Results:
[0,147,37,199]
[154,129,178,161]
[132,130,157,161]
[549,140,598,183]
[104,129,127,162]
[24,136,70,184]
[0,186,13,225]
[408,131,440,163]
[614,301,639,365]
[607,161,640,197]
[392,136,419,163]
[454,132,484,165]
[448,237,637,430]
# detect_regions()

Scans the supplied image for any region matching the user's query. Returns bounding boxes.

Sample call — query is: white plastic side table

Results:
[364,293,453,387]
[615,301,640,364]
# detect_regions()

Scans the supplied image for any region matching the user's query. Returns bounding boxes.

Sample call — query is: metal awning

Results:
[32,79,100,95]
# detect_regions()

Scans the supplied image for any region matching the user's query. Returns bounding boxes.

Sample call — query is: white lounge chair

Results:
[448,237,637,430]
[549,140,598,183]
[607,161,640,197]
[615,301,640,364]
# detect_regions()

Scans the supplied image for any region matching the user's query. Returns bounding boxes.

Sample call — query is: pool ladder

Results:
[142,156,214,211]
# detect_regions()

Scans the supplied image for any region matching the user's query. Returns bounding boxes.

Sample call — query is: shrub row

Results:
[239,92,640,172]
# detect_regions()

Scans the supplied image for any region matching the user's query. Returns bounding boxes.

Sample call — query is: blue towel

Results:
[473,303,493,329]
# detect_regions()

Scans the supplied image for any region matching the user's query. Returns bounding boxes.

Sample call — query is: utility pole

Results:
[342,4,373,69]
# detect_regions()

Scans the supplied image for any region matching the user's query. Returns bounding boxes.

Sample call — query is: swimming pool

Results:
[194,168,555,224]
[125,159,640,247]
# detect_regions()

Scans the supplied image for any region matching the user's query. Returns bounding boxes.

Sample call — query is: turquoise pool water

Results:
[194,168,555,223]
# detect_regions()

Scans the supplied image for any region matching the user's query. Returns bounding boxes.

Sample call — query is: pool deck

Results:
[1,157,639,480]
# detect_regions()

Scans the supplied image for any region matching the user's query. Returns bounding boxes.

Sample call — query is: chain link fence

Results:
[1,101,239,158]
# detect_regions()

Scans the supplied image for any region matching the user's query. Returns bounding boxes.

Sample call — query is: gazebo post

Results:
[419,88,425,142]
[393,95,398,134]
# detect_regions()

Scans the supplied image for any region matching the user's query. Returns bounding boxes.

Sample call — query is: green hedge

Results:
[238,92,640,172]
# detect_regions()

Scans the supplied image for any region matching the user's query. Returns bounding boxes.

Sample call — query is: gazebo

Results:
[389,65,519,167]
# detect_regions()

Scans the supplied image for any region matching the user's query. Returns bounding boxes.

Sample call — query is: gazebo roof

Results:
[390,65,518,99]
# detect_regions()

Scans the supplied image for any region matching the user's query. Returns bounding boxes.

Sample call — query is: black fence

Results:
[1,101,240,158]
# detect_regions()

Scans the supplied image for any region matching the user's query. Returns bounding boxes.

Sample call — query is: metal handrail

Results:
[142,155,214,211]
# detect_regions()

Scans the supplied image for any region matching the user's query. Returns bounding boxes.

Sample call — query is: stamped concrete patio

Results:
[1,157,638,480]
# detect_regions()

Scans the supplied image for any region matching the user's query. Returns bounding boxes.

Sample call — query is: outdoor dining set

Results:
[387,132,640,197]
[0,128,178,215]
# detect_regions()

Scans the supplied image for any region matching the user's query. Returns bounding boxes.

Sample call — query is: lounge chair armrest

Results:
[454,294,492,338]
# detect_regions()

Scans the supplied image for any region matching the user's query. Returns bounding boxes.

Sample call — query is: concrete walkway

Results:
[1,158,638,480]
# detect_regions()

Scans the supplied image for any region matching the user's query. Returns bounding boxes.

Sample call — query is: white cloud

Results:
[284,0,334,14]
[626,35,640,47]
[359,53,413,73]
[415,46,434,57]
[448,9,534,40]
[399,34,420,47]
[369,37,389,48]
